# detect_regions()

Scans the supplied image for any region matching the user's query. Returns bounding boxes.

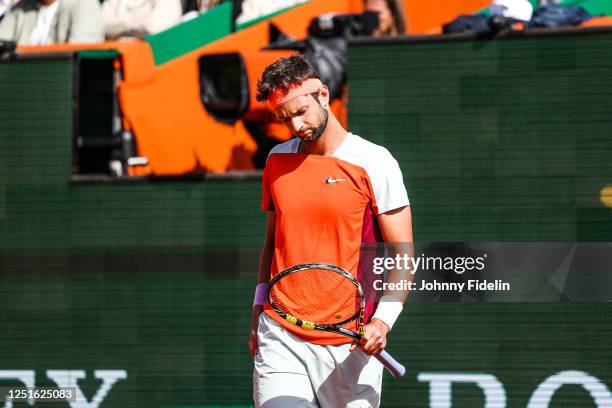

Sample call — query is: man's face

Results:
[274,93,329,143]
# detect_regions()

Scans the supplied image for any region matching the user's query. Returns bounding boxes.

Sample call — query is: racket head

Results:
[268,263,365,333]
[269,263,407,379]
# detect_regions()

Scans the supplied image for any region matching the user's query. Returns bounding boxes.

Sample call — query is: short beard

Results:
[301,107,329,143]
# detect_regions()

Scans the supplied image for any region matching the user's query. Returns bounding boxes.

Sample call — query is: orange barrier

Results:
[116,0,358,174]
[19,41,156,82]
[582,16,612,27]
[17,0,493,175]
[403,0,491,34]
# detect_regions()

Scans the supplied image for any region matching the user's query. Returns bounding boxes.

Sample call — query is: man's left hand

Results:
[349,319,390,356]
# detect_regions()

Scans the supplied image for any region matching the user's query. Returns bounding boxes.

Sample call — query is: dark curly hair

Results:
[256,55,320,102]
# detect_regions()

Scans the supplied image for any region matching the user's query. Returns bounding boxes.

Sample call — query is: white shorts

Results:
[253,313,384,408]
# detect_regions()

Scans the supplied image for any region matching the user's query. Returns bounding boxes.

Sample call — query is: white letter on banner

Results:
[418,373,506,408]
[47,370,127,408]
[527,370,612,408]
[0,370,35,408]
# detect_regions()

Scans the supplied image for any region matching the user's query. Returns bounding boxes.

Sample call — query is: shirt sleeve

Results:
[261,156,274,211]
[369,148,410,214]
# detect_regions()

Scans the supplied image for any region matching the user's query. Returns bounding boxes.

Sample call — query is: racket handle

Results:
[376,350,406,378]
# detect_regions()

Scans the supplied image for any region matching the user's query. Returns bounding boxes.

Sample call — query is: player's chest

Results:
[270,160,371,218]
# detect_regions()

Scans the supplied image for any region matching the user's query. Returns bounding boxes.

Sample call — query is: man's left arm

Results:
[352,205,413,356]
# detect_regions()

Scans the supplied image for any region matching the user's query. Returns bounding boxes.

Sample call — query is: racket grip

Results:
[376,350,406,378]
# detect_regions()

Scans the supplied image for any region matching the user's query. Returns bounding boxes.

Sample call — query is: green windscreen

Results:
[348,28,612,242]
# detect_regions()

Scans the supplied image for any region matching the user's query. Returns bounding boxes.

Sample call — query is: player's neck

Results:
[299,116,348,156]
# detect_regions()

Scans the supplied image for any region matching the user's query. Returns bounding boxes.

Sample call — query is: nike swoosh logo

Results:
[325,177,347,184]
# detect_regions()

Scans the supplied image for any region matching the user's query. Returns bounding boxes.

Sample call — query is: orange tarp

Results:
[117,0,357,174]
[582,16,612,27]
[16,0,495,174]
[403,0,491,34]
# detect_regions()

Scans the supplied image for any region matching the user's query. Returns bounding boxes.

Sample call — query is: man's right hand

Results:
[249,305,263,357]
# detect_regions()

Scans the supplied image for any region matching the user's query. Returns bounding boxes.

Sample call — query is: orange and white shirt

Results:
[261,133,409,345]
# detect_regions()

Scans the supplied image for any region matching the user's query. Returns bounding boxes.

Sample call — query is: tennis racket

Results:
[268,262,406,378]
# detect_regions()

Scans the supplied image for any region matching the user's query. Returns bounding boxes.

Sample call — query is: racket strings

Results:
[269,268,361,327]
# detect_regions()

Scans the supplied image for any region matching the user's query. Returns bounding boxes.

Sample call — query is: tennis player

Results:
[249,55,413,407]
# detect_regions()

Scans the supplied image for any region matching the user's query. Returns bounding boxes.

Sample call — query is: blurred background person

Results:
[365,0,406,36]
[102,0,183,39]
[0,0,104,45]
[182,0,222,14]
[180,0,223,22]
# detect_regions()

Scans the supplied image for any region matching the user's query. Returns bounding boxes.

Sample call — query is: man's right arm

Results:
[249,211,275,357]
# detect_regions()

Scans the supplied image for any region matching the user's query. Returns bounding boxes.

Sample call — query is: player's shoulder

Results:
[268,138,300,156]
[336,133,397,169]
[348,133,393,156]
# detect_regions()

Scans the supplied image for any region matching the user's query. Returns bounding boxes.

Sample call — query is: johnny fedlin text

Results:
[373,279,511,292]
